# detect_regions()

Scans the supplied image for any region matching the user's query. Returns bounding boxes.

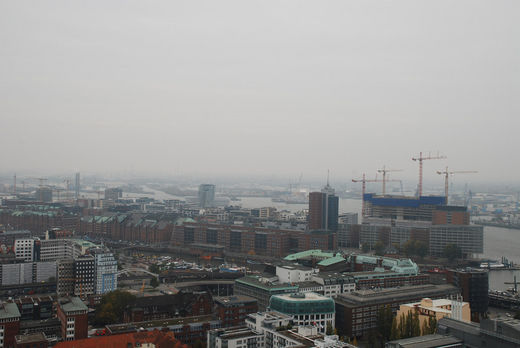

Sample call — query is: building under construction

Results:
[352,193,483,257]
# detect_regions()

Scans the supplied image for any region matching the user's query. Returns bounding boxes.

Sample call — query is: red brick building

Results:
[53,329,185,348]
[57,297,88,341]
[173,222,336,258]
[0,302,21,348]
[214,296,258,327]
[123,292,213,323]
[432,208,470,225]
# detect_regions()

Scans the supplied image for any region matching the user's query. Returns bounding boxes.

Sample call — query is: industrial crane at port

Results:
[436,167,477,204]
[412,152,447,197]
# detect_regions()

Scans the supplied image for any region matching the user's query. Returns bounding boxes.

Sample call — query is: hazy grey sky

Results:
[1,1,518,183]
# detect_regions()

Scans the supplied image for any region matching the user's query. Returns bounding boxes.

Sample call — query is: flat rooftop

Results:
[336,284,459,306]
[272,292,332,302]
[235,276,298,292]
[388,334,463,348]
[58,297,88,313]
[214,295,257,305]
[15,332,47,344]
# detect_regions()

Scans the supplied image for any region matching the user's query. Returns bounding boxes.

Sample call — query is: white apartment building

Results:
[276,265,316,284]
[14,239,34,262]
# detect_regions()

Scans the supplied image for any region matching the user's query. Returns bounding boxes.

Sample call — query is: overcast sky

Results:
[1,1,518,184]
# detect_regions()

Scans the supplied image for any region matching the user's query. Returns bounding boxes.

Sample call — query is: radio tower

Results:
[412,152,446,197]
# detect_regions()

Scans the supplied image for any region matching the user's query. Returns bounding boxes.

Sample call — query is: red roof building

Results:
[54,329,186,348]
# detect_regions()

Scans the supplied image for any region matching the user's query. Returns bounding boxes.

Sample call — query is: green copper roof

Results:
[317,255,345,266]
[284,250,334,261]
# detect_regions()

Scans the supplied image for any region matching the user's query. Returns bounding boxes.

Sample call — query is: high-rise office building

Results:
[198,184,215,208]
[35,187,53,203]
[308,182,339,231]
[74,173,80,200]
[92,248,118,295]
[104,188,123,200]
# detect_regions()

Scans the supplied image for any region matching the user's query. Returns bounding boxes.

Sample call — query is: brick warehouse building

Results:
[78,213,174,244]
[0,207,78,235]
[0,302,21,348]
[1,205,338,256]
[172,222,336,258]
[57,297,88,341]
[214,295,258,327]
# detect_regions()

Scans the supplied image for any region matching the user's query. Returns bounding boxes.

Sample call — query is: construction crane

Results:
[377,166,403,196]
[412,152,447,197]
[436,167,477,204]
[352,173,383,218]
[13,174,16,194]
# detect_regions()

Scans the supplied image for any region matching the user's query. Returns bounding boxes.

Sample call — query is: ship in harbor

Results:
[488,276,520,310]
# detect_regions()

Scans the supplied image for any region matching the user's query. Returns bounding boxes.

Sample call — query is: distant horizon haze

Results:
[1,1,518,183]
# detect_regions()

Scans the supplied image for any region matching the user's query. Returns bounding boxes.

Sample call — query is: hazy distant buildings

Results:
[338,213,358,225]
[74,173,80,200]
[104,188,122,200]
[35,187,53,203]
[308,183,339,231]
[198,184,215,208]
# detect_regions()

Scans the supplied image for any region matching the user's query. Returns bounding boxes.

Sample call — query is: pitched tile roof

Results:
[54,329,185,348]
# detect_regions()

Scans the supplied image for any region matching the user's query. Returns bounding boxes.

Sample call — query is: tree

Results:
[326,322,334,335]
[362,243,370,253]
[374,241,386,256]
[376,305,394,345]
[411,311,421,337]
[149,264,160,274]
[415,241,428,259]
[444,244,462,261]
[402,240,415,257]
[390,317,400,341]
[93,290,136,326]
[428,316,437,334]
[150,277,159,288]
[192,340,204,348]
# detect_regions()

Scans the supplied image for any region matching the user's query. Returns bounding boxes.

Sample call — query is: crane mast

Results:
[412,152,446,197]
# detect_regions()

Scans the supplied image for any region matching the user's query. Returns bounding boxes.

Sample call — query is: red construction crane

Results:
[377,166,403,196]
[352,173,382,217]
[412,152,446,197]
[436,167,477,204]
